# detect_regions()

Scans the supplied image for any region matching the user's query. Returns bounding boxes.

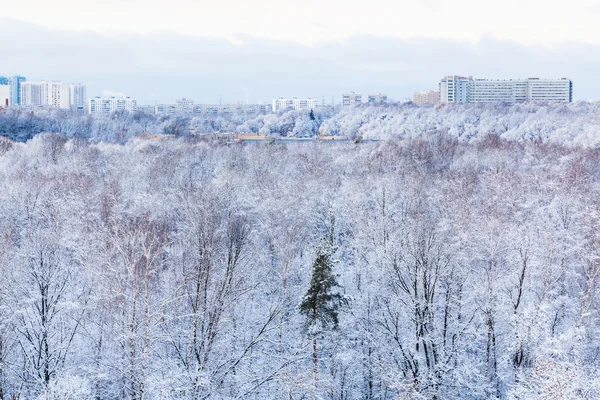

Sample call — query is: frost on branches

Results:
[0,131,598,398]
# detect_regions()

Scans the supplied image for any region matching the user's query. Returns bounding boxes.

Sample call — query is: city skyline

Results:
[2,16,600,104]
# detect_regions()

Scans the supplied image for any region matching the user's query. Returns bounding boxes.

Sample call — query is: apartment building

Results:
[368,93,388,105]
[21,81,86,109]
[439,76,472,103]
[342,92,362,106]
[154,102,271,115]
[9,76,26,105]
[527,78,573,102]
[412,90,440,106]
[69,83,87,108]
[89,96,137,114]
[272,97,318,112]
[20,82,47,107]
[440,76,572,103]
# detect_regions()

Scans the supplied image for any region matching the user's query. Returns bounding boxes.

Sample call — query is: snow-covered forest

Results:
[0,131,600,399]
[3,101,600,147]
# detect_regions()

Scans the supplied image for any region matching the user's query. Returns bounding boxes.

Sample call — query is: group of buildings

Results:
[150,93,388,116]
[413,76,573,105]
[0,75,87,110]
[2,73,575,116]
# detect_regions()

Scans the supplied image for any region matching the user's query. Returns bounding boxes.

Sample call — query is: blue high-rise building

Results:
[0,76,8,85]
[8,75,26,105]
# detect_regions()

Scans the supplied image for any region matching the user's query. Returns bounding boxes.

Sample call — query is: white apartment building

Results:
[412,90,440,106]
[440,76,572,103]
[174,98,194,113]
[20,81,87,109]
[272,97,318,112]
[69,84,87,108]
[0,85,10,107]
[527,78,573,102]
[368,93,388,104]
[439,76,471,103]
[20,82,47,107]
[154,102,271,115]
[89,97,137,114]
[342,92,362,106]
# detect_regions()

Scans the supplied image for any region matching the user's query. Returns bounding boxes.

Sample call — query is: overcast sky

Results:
[2,0,600,104]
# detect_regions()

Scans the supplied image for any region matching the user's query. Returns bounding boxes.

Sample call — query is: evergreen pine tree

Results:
[309,109,316,121]
[299,238,347,374]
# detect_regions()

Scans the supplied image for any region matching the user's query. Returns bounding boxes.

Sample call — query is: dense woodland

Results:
[2,101,600,147]
[0,130,599,399]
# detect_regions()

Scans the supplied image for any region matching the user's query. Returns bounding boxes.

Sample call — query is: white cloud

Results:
[1,0,600,45]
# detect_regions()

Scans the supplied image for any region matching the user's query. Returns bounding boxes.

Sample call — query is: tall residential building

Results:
[20,81,87,109]
[272,97,318,112]
[368,93,388,105]
[412,90,441,106]
[440,76,572,103]
[342,92,362,106]
[69,83,87,108]
[0,77,8,85]
[8,75,26,105]
[439,76,472,103]
[0,85,10,107]
[89,97,137,114]
[20,82,47,106]
[48,81,70,109]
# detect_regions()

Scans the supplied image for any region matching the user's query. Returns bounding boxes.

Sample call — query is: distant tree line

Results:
[2,101,600,146]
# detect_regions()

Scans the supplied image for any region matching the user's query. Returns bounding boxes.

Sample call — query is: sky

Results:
[1,0,600,104]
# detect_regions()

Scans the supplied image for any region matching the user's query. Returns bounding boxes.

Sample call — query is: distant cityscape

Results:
[1,74,574,116]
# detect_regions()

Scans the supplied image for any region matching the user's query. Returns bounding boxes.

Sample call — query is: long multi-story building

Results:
[440,76,573,103]
[89,96,137,114]
[272,97,318,112]
[154,101,271,115]
[368,93,388,105]
[342,92,362,106]
[20,81,86,109]
[412,90,440,106]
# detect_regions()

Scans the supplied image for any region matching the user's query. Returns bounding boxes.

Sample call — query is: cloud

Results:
[0,17,598,104]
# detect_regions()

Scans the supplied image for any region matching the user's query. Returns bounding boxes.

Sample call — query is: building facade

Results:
[412,90,440,106]
[20,82,46,107]
[154,102,271,115]
[20,81,86,109]
[272,97,318,112]
[89,97,137,114]
[527,78,573,102]
[368,93,388,105]
[69,83,87,108]
[439,76,472,103]
[342,92,362,106]
[440,76,572,103]
[8,75,26,105]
